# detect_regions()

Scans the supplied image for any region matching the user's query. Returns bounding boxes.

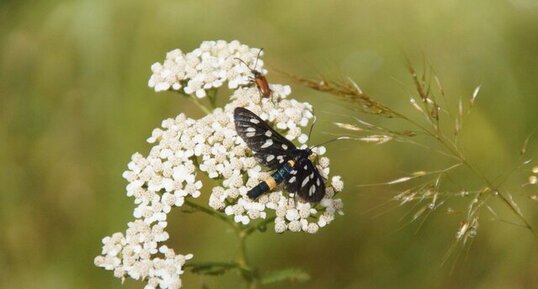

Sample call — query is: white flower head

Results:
[148,40,267,98]
[94,221,192,289]
[97,41,344,289]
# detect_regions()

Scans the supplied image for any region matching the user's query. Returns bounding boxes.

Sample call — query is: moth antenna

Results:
[311,136,350,149]
[307,115,317,141]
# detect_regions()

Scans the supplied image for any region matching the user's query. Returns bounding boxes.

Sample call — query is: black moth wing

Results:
[286,157,325,202]
[234,107,297,169]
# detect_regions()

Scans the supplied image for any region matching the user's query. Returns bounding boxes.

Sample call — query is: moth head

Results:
[293,148,313,161]
[307,150,319,163]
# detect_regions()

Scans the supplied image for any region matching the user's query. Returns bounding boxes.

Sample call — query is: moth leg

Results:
[292,193,302,209]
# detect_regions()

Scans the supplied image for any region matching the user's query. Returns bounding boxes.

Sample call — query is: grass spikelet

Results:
[291,59,538,259]
[283,72,399,118]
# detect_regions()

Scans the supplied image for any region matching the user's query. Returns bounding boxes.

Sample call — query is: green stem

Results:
[236,229,257,289]
[184,199,236,227]
[190,95,212,114]
[206,89,219,109]
[459,159,537,237]
[245,216,277,236]
[184,199,260,287]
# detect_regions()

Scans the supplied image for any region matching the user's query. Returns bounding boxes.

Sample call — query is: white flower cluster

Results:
[94,222,193,289]
[95,114,203,289]
[148,40,266,98]
[97,40,345,289]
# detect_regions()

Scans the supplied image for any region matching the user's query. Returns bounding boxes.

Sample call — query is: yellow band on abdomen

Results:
[265,177,277,190]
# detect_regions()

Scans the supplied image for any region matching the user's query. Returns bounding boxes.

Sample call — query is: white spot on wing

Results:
[246,127,255,132]
[303,165,308,170]
[289,176,296,183]
[265,130,272,137]
[250,118,260,124]
[301,176,310,188]
[277,155,284,163]
[266,155,275,162]
[281,144,288,150]
[309,185,316,196]
[316,178,321,186]
[261,139,273,148]
[246,132,256,137]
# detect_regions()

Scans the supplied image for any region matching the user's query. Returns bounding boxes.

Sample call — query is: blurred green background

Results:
[1,0,537,288]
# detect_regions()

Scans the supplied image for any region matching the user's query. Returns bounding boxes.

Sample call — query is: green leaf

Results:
[260,268,310,284]
[186,262,239,276]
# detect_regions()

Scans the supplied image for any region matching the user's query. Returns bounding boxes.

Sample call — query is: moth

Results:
[235,49,273,98]
[234,107,325,202]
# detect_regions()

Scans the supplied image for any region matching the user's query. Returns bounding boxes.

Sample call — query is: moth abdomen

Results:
[247,181,271,199]
[247,161,295,200]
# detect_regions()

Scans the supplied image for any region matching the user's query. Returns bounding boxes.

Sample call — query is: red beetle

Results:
[236,49,273,98]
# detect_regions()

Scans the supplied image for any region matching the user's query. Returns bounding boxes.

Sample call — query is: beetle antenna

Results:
[234,57,253,71]
[253,48,263,71]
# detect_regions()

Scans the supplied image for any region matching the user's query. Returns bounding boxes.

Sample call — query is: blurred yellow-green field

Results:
[1,1,537,289]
